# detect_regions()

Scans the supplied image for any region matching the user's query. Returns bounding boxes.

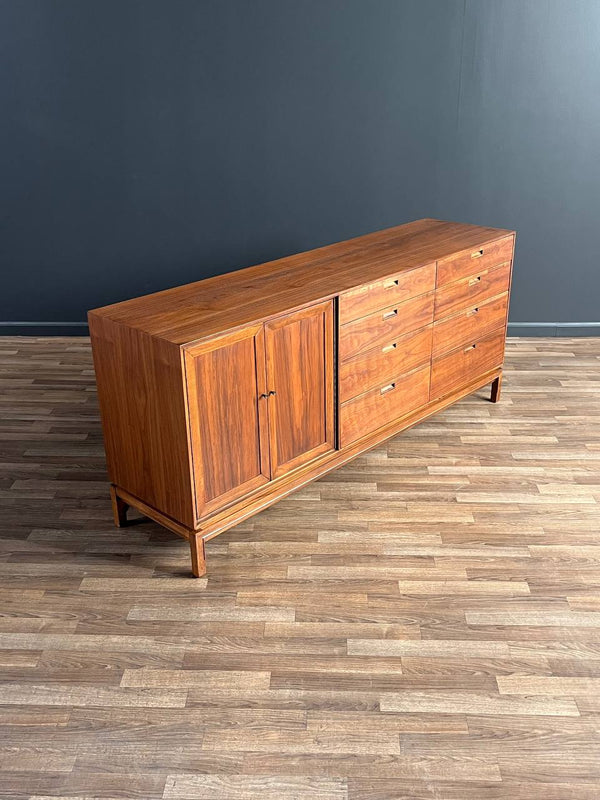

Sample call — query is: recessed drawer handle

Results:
[471,249,484,258]
[380,382,396,394]
[384,279,400,289]
[469,276,482,286]
[382,342,397,353]
[382,309,398,320]
[464,343,477,352]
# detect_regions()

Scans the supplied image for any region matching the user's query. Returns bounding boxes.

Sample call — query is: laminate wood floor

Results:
[1,336,599,800]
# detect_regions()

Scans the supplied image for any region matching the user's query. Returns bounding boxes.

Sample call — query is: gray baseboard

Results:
[0,322,90,336]
[507,322,600,337]
[1,321,600,337]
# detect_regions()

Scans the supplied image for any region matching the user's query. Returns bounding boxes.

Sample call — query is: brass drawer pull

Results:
[471,249,484,258]
[268,390,277,397]
[382,342,397,353]
[380,382,396,394]
[382,309,398,320]
[464,343,477,352]
[259,393,268,399]
[384,278,400,289]
[469,275,482,286]
[468,306,479,316]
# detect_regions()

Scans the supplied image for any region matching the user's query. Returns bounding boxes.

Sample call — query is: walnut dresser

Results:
[88,218,515,577]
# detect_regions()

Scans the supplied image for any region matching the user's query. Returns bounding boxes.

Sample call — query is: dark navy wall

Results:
[431,0,600,335]
[1,0,598,334]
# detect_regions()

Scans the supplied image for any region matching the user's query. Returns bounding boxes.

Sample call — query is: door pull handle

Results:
[382,309,398,320]
[471,249,484,258]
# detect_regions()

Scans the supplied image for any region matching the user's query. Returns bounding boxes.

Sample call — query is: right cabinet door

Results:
[264,301,335,478]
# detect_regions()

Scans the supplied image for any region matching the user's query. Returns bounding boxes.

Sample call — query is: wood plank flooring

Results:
[1,335,599,799]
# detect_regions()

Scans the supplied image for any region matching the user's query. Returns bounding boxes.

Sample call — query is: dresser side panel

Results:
[88,313,195,527]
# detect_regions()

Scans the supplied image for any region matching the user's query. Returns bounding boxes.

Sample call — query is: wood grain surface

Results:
[264,301,335,478]
[338,324,433,403]
[1,335,599,799]
[184,324,271,518]
[338,292,434,362]
[89,219,513,345]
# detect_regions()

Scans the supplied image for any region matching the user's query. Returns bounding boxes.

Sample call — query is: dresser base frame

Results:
[110,368,502,577]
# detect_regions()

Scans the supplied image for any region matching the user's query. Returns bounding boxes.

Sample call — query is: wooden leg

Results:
[189,533,207,578]
[110,485,129,527]
[490,373,503,403]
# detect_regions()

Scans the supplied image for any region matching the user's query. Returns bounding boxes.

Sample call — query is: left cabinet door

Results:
[184,324,271,519]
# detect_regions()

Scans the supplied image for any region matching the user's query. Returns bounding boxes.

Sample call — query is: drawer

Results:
[437,235,513,287]
[430,328,506,400]
[434,261,511,321]
[432,293,508,358]
[339,262,435,324]
[340,364,430,447]
[339,291,434,360]
[339,324,432,403]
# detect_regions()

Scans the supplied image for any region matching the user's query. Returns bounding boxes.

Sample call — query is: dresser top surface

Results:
[89,218,514,345]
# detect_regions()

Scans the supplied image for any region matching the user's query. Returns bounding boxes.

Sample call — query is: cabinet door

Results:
[184,325,270,519]
[264,301,335,478]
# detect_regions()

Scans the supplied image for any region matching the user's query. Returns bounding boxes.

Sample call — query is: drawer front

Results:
[437,235,513,287]
[430,328,506,400]
[339,292,434,361]
[434,262,511,321]
[432,293,509,358]
[340,364,430,447]
[339,262,435,325]
[339,324,432,403]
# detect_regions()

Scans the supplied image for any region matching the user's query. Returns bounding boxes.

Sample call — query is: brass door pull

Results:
[382,342,397,353]
[471,249,484,258]
[384,278,399,289]
[380,382,396,394]
[383,309,398,320]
